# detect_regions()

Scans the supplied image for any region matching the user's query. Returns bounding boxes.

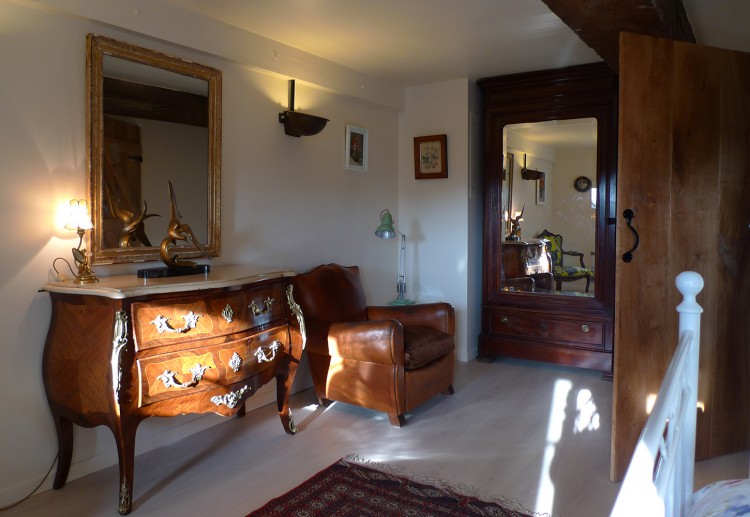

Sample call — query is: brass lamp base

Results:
[75,272,99,284]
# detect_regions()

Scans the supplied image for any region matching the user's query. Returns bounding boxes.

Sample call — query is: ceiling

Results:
[164,0,750,88]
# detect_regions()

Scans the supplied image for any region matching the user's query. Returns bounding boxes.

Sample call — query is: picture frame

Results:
[414,134,447,179]
[536,171,547,205]
[345,125,368,172]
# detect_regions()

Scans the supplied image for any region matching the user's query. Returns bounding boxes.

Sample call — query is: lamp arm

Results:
[75,228,86,254]
[397,233,407,298]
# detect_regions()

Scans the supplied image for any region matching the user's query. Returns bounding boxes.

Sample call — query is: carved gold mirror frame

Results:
[87,34,221,264]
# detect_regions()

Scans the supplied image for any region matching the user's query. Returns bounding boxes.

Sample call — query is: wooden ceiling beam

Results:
[540,0,695,73]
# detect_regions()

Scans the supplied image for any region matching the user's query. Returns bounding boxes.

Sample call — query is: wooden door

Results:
[611,32,750,481]
[102,116,143,248]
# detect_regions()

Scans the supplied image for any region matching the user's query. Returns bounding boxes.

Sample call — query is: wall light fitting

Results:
[278,79,328,137]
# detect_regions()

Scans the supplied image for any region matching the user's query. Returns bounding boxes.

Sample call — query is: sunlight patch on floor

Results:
[574,389,599,433]
[535,379,571,514]
[535,380,601,514]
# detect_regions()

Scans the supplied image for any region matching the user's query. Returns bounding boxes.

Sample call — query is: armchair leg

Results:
[585,276,591,293]
[442,385,455,396]
[319,397,333,407]
[388,413,406,427]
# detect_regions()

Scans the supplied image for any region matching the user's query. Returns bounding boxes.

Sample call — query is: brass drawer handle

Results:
[150,311,201,334]
[582,324,590,333]
[249,297,275,316]
[211,385,250,409]
[156,363,210,389]
[501,316,509,324]
[255,341,281,363]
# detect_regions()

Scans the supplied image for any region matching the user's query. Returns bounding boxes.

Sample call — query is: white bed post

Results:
[675,271,704,514]
[612,272,703,517]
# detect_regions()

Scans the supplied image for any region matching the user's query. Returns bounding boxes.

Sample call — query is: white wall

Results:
[398,80,482,361]
[0,0,480,505]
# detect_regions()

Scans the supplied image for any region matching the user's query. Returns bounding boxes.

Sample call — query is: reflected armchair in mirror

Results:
[537,229,593,293]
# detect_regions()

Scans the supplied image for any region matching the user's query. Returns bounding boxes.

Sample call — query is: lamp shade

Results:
[278,80,328,137]
[374,209,396,239]
[64,199,93,231]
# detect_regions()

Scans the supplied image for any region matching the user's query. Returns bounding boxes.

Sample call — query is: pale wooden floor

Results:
[4,359,747,516]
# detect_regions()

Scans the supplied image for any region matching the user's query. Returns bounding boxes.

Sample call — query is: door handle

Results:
[622,209,639,263]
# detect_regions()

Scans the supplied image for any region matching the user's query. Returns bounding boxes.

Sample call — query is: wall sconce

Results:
[520,153,544,180]
[374,209,414,305]
[278,79,329,137]
[54,199,98,284]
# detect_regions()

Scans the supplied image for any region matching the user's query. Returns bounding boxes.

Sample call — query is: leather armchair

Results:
[291,264,455,426]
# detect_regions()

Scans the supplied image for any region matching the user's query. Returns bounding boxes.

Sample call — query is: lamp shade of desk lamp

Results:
[64,199,97,284]
[374,209,414,305]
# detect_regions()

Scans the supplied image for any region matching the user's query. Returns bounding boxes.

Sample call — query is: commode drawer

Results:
[133,282,286,350]
[137,325,290,406]
[489,311,604,348]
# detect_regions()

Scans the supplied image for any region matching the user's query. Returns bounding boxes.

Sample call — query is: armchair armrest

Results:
[367,303,455,336]
[328,320,404,365]
[562,250,587,268]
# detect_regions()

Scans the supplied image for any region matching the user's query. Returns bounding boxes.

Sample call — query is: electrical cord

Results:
[0,453,58,511]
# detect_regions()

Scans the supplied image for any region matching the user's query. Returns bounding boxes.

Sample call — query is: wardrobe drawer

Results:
[489,311,604,348]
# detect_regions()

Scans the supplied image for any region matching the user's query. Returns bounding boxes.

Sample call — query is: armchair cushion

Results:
[404,326,454,369]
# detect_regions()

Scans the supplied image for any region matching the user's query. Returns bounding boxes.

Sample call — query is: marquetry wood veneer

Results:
[42,265,305,514]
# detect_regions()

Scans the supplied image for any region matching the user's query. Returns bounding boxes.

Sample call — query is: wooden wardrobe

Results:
[611,32,750,481]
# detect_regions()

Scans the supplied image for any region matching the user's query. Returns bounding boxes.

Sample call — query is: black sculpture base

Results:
[137,264,210,279]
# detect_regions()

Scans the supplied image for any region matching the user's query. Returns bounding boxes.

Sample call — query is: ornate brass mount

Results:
[249,297,275,316]
[149,311,201,334]
[156,363,210,389]
[255,341,281,363]
[211,386,250,408]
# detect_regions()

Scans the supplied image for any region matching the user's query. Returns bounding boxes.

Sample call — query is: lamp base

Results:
[75,273,98,284]
[388,298,415,306]
[137,264,210,278]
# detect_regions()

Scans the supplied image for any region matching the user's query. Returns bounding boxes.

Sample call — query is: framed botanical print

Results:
[345,125,368,172]
[413,134,447,179]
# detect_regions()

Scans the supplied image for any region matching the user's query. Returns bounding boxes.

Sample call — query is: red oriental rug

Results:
[248,456,536,516]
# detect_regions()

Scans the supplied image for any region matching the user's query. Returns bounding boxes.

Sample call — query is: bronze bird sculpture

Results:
[159,180,210,268]
[104,183,160,248]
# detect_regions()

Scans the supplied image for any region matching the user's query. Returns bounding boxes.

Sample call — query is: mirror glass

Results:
[501,118,597,297]
[87,35,221,264]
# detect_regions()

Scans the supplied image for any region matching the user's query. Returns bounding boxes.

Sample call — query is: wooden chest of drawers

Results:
[42,266,305,514]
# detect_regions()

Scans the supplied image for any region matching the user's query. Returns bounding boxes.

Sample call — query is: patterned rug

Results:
[248,456,535,516]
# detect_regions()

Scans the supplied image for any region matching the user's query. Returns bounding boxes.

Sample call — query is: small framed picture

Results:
[414,134,447,179]
[536,171,547,205]
[345,125,368,172]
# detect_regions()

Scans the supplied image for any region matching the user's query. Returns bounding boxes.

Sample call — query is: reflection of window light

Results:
[591,187,598,208]
[535,379,572,514]
[574,389,599,433]
[536,383,601,514]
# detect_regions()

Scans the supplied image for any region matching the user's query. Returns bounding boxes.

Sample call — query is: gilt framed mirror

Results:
[87,34,221,264]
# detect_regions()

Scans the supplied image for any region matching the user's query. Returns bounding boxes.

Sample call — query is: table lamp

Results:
[63,199,98,284]
[375,209,414,305]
